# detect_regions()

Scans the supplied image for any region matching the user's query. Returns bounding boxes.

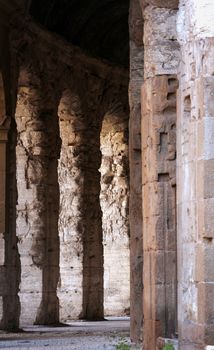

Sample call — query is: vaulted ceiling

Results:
[29,0,130,67]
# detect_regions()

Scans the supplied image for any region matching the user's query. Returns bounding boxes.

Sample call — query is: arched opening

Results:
[99,110,130,317]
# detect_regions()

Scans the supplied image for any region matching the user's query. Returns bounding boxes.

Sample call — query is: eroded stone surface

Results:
[16,66,61,326]
[100,112,129,316]
[57,91,85,321]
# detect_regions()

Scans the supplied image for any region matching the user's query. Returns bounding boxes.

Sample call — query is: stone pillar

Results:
[142,75,178,349]
[140,2,179,349]
[16,68,60,326]
[0,71,19,330]
[129,0,144,342]
[0,112,10,327]
[177,1,214,348]
[82,111,104,320]
[57,91,85,321]
[0,72,9,324]
[4,116,20,330]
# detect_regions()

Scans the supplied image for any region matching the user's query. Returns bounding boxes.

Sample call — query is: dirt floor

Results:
[0,317,140,350]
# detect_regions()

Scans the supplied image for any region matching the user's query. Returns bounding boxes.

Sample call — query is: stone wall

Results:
[100,112,129,316]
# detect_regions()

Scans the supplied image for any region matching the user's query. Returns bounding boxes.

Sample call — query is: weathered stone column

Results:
[177,1,214,348]
[16,68,60,326]
[4,117,20,330]
[82,109,104,320]
[0,72,20,330]
[57,90,85,321]
[140,2,179,349]
[129,0,144,342]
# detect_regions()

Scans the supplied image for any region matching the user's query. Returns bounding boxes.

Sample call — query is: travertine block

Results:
[198,198,214,239]
[198,283,214,324]
[143,6,179,78]
[196,244,214,283]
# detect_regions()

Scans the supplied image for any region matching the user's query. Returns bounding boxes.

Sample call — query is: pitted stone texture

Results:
[57,91,85,321]
[100,112,129,317]
[142,75,177,350]
[140,0,178,10]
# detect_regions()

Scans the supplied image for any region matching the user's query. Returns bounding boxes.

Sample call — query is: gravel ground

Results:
[0,318,141,350]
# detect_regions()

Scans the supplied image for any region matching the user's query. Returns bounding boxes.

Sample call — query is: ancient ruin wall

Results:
[100,112,130,316]
[0,9,130,326]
